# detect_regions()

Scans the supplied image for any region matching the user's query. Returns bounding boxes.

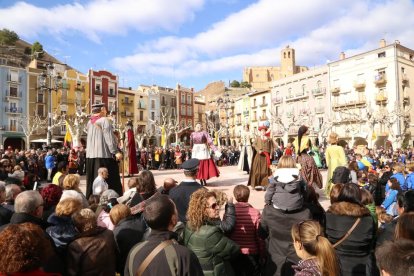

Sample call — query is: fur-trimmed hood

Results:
[328,201,371,217]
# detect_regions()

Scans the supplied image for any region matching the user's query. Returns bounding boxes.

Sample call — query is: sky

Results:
[1,0,414,91]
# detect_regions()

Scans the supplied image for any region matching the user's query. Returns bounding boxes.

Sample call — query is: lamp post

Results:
[39,63,62,147]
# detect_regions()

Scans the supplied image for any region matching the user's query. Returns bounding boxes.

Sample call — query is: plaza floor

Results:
[79,165,330,211]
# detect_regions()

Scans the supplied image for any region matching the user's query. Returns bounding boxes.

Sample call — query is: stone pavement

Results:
[79,165,330,212]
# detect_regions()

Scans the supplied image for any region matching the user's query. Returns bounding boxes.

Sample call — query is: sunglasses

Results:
[207,203,219,209]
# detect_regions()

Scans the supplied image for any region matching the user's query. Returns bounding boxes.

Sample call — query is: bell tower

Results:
[280,45,296,77]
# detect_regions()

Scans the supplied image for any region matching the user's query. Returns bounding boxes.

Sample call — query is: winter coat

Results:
[0,205,12,226]
[381,189,399,216]
[229,202,264,256]
[113,215,147,274]
[46,214,79,256]
[66,226,117,276]
[124,230,203,276]
[292,258,321,276]
[404,172,414,190]
[265,168,305,212]
[45,154,56,170]
[258,205,312,276]
[207,202,236,234]
[389,172,405,191]
[183,223,240,276]
[169,180,203,223]
[325,144,347,191]
[325,202,376,276]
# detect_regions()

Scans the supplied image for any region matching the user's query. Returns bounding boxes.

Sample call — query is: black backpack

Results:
[331,166,351,184]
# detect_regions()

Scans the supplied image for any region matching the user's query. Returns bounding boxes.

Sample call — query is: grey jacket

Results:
[86,117,118,158]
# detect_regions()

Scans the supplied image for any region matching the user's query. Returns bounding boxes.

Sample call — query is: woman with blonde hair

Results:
[183,189,240,276]
[291,220,340,276]
[62,174,88,207]
[325,132,347,195]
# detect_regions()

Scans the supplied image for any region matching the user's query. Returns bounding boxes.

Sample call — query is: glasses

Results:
[207,203,219,209]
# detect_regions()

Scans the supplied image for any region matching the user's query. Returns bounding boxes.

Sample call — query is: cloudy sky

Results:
[1,0,414,90]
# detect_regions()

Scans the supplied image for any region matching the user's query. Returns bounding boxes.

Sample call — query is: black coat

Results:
[113,215,148,275]
[124,230,203,276]
[0,205,12,226]
[169,180,204,223]
[259,205,312,276]
[325,201,376,276]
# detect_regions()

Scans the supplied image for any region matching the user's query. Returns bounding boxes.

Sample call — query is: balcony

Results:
[314,106,325,114]
[121,111,133,117]
[376,93,388,105]
[402,74,409,85]
[160,101,167,107]
[75,85,85,92]
[312,87,326,96]
[273,129,284,136]
[1,125,18,132]
[251,104,258,109]
[5,107,23,114]
[332,97,367,110]
[331,87,340,96]
[251,117,258,122]
[374,75,387,86]
[236,121,242,126]
[260,102,267,107]
[108,93,116,97]
[260,116,268,121]
[138,103,146,109]
[353,81,366,91]
[94,89,102,95]
[36,96,45,103]
[272,96,283,104]
[243,110,249,117]
[285,91,309,102]
[4,90,22,100]
[61,83,71,90]
[121,99,132,105]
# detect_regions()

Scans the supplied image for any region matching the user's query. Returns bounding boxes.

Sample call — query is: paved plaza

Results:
[79,165,330,211]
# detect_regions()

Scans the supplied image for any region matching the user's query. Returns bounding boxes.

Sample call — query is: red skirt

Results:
[197,159,220,180]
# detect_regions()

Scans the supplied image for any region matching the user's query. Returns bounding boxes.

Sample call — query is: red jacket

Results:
[229,202,264,256]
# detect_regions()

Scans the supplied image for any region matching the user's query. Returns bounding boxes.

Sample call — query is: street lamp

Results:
[39,63,62,147]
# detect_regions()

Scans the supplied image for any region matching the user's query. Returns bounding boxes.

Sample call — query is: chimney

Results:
[380,39,386,48]
[339,52,346,60]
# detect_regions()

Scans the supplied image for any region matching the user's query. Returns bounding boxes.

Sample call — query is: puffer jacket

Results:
[229,202,264,256]
[46,214,78,256]
[66,226,117,276]
[183,223,240,276]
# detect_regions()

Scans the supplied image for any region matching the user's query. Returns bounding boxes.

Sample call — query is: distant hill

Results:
[0,39,71,70]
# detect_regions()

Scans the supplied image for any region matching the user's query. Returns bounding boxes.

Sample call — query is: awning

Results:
[2,132,25,138]
[30,138,63,143]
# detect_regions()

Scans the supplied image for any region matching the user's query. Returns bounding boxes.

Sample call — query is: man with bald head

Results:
[158,178,178,195]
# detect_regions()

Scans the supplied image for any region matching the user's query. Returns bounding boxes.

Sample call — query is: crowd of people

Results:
[0,104,414,276]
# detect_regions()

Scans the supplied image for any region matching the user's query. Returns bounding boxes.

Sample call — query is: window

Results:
[262,96,265,105]
[171,98,176,107]
[37,93,44,103]
[253,111,257,121]
[95,84,101,91]
[151,112,155,121]
[139,111,143,121]
[187,95,192,104]
[37,104,44,116]
[151,100,155,109]
[187,106,192,116]
[256,74,259,78]
[181,94,185,104]
[317,80,321,88]
[171,108,176,117]
[61,124,66,133]
[10,119,17,131]
[302,84,306,93]
[9,86,17,97]
[61,90,68,103]
[187,119,192,128]
[125,97,129,103]
[181,106,186,116]
[162,96,166,106]
[378,52,386,58]
[253,99,257,107]
[9,70,18,82]
[109,88,115,96]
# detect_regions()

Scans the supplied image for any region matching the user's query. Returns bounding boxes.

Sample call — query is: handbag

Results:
[333,217,361,248]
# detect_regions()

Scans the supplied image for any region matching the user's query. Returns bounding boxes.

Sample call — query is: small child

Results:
[229,185,264,276]
[117,177,138,206]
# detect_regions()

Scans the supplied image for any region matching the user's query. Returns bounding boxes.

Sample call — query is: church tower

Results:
[280,45,296,78]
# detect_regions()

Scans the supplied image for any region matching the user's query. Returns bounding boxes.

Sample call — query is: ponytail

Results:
[315,235,340,276]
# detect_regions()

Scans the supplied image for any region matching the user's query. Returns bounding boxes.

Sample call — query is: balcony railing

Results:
[331,87,340,95]
[272,96,283,104]
[7,75,22,83]
[1,125,19,132]
[353,81,366,91]
[374,75,387,86]
[251,104,258,109]
[312,87,326,96]
[121,111,133,117]
[94,89,102,95]
[285,91,309,102]
[315,106,325,114]
[332,97,367,109]
[5,107,23,114]
[108,93,116,97]
[260,102,267,107]
[402,74,409,84]
[121,99,132,105]
[376,93,388,105]
[138,103,146,109]
[75,85,85,92]
[5,90,22,99]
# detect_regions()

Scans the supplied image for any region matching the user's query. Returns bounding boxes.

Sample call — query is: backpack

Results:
[331,166,351,184]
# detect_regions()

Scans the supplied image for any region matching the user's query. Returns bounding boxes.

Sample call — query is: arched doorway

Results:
[4,137,25,151]
[353,137,368,147]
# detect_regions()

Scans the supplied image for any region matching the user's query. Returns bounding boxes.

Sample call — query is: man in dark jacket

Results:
[169,159,204,222]
[124,195,203,276]
[0,182,12,226]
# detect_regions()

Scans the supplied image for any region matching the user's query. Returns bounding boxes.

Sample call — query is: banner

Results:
[161,126,166,147]
[64,121,72,147]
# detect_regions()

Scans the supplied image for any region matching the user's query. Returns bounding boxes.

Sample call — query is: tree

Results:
[240,81,252,88]
[18,115,48,150]
[0,29,19,45]
[31,41,44,58]
[230,80,240,87]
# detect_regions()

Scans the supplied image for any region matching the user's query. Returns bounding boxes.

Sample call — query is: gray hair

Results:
[98,167,108,175]
[60,190,83,204]
[99,189,119,205]
[14,191,43,214]
[5,184,21,202]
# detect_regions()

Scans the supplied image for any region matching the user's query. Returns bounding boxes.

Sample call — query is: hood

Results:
[328,201,371,217]
[273,168,300,183]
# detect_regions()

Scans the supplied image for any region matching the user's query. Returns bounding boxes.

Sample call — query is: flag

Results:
[372,131,377,140]
[64,121,72,147]
[161,126,166,147]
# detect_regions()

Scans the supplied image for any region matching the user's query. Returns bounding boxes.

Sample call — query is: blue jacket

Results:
[387,173,405,192]
[381,189,398,216]
[45,155,56,169]
[405,172,414,191]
